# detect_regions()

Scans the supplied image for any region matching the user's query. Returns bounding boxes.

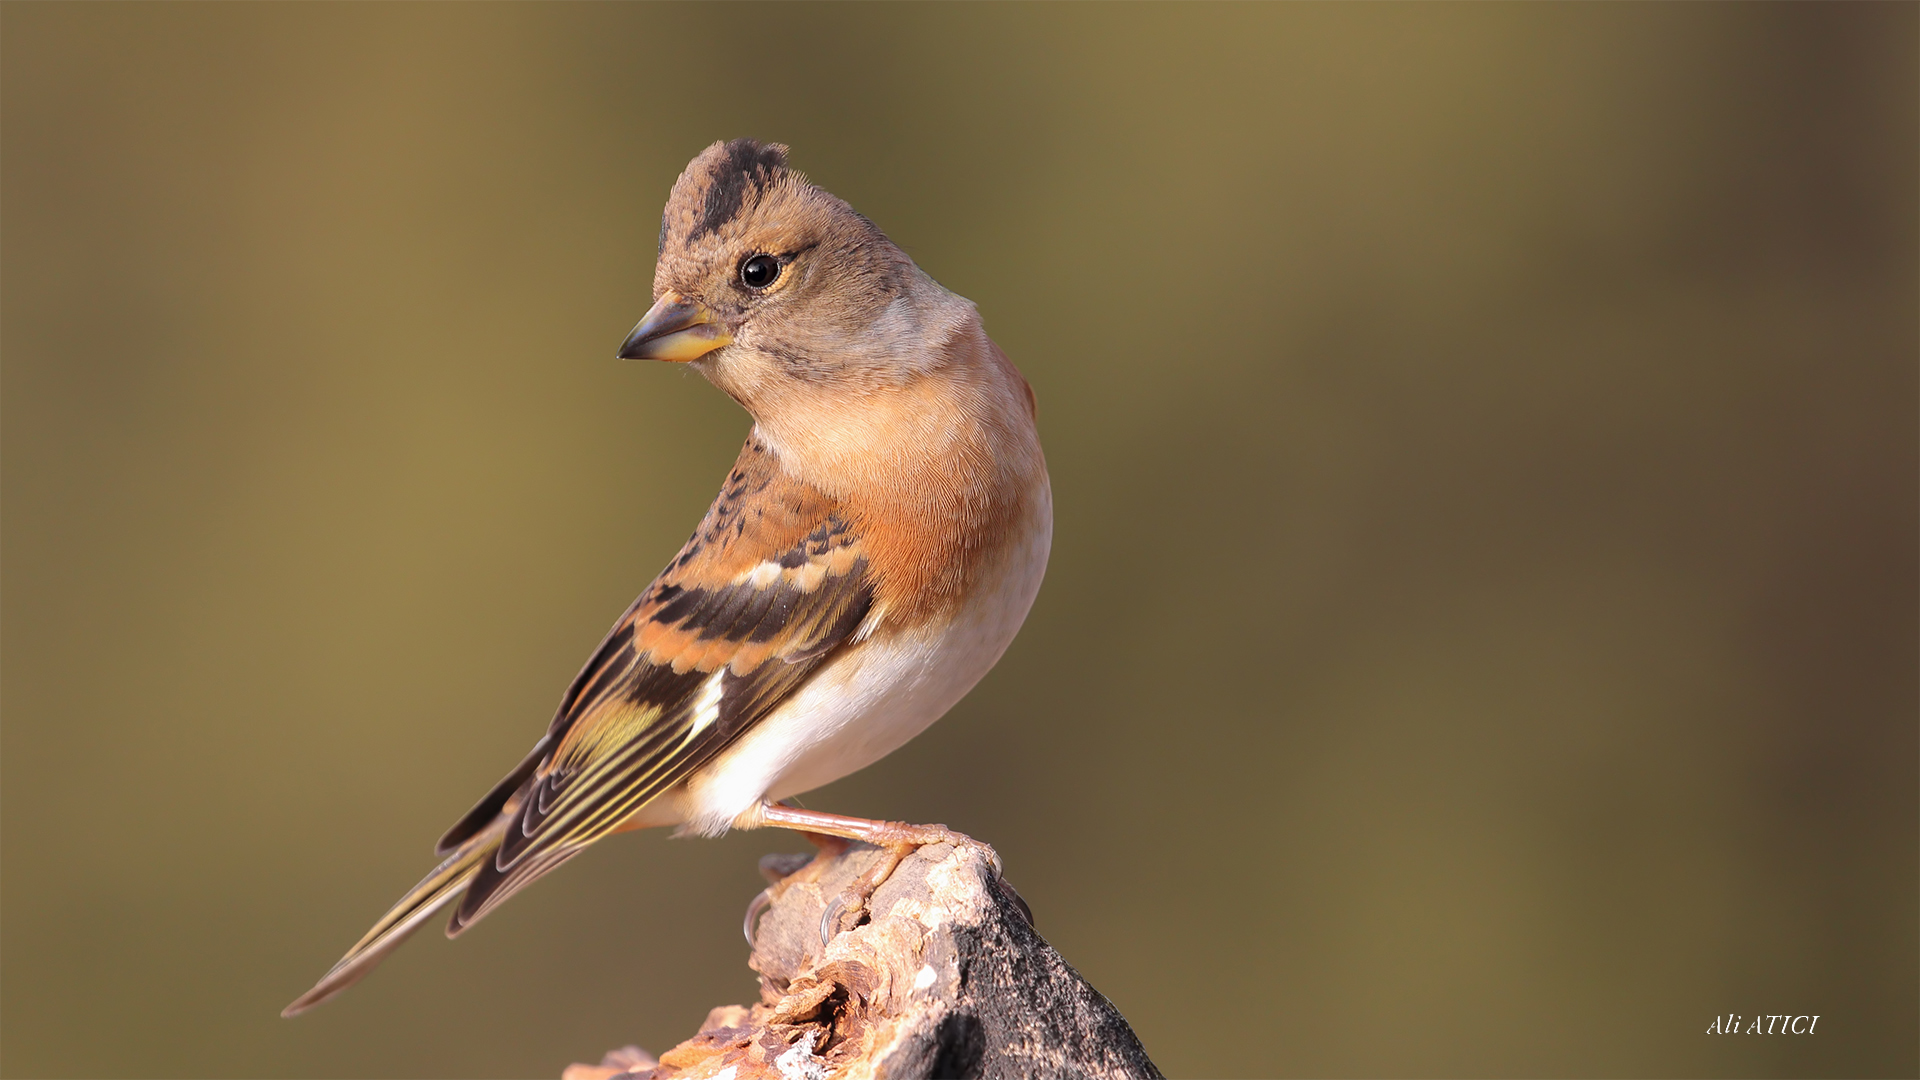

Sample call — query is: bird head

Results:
[618,139,977,415]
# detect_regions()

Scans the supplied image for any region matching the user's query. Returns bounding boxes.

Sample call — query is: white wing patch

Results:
[728,556,845,593]
[739,560,784,588]
[684,668,728,743]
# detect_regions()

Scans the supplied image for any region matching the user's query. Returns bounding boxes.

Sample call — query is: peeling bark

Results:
[564,841,1162,1080]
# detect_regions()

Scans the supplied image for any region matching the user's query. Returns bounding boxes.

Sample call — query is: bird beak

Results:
[616,291,732,362]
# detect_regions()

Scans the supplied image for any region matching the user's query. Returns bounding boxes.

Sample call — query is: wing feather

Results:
[445,435,874,933]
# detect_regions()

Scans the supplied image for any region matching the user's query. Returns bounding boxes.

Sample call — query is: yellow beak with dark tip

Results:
[617,291,732,362]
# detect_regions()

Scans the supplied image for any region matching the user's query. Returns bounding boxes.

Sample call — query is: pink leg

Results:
[742,812,852,947]
[748,803,1000,936]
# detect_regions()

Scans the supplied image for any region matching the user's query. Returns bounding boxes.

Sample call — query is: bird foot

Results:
[816,822,998,945]
[748,803,1001,945]
[744,833,849,947]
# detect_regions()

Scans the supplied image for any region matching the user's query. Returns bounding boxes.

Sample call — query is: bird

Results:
[282,139,1051,1016]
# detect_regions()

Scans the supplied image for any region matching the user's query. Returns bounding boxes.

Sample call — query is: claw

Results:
[977,844,1004,877]
[819,894,847,946]
[743,888,772,948]
[996,877,1035,929]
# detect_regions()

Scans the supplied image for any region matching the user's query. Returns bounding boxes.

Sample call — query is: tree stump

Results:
[563,840,1163,1080]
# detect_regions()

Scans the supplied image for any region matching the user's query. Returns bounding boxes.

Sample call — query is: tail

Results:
[281,825,501,1017]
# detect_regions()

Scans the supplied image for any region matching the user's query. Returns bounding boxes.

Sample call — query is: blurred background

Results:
[3,4,1913,1077]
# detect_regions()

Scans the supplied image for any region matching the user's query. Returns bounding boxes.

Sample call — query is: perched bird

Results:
[283,139,1050,1016]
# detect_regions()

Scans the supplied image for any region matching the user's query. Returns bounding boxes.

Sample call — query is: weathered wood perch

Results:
[563,840,1163,1080]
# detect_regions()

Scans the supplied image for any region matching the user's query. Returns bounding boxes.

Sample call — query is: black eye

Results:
[739,254,781,290]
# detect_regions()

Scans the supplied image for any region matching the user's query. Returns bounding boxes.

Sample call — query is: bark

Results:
[563,840,1163,1080]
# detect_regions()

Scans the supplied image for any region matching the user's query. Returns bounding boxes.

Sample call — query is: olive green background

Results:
[3,4,1913,1077]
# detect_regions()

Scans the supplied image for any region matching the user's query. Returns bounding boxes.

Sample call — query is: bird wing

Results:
[282,435,872,1016]
[445,434,874,932]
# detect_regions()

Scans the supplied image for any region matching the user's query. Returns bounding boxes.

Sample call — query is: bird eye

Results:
[739,254,781,290]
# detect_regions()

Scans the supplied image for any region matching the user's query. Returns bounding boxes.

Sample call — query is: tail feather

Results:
[436,736,548,855]
[281,828,500,1017]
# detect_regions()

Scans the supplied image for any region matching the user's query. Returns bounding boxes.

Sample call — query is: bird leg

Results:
[750,802,1000,940]
[742,815,851,947]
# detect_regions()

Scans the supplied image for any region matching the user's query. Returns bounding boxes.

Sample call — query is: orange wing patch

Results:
[435,434,874,933]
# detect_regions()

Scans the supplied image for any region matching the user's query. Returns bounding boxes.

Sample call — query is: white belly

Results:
[657,495,1050,837]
